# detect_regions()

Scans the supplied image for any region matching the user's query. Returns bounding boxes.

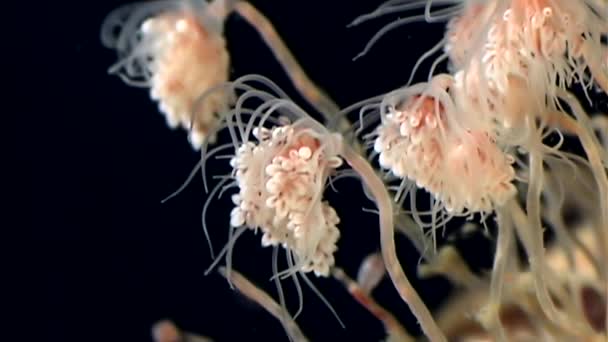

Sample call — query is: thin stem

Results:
[508,198,590,336]
[234,1,340,121]
[332,267,413,342]
[342,144,446,342]
[480,204,514,342]
[554,91,608,334]
[550,93,608,283]
[218,267,309,342]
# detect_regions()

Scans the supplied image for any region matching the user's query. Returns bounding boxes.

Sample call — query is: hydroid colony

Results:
[102,0,607,341]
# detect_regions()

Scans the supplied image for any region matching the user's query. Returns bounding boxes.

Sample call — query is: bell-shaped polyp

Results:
[229,121,343,277]
[455,0,607,103]
[101,0,233,148]
[374,76,517,216]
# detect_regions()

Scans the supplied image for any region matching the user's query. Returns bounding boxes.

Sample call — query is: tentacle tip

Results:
[352,52,365,62]
[346,20,360,28]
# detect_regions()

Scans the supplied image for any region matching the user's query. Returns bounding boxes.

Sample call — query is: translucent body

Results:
[101,0,232,148]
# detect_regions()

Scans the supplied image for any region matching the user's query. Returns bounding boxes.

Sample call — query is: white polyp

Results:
[228,123,342,277]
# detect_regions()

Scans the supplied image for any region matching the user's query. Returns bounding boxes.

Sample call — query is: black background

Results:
[20,1,501,341]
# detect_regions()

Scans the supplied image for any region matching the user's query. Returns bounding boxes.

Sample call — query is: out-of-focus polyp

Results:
[143,13,231,147]
[102,0,232,149]
[445,0,607,136]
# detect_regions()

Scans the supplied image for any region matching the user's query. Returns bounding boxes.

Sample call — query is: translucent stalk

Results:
[233,1,340,120]
[342,144,446,342]
[332,267,413,342]
[480,203,514,342]
[218,267,309,342]
[508,198,590,336]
